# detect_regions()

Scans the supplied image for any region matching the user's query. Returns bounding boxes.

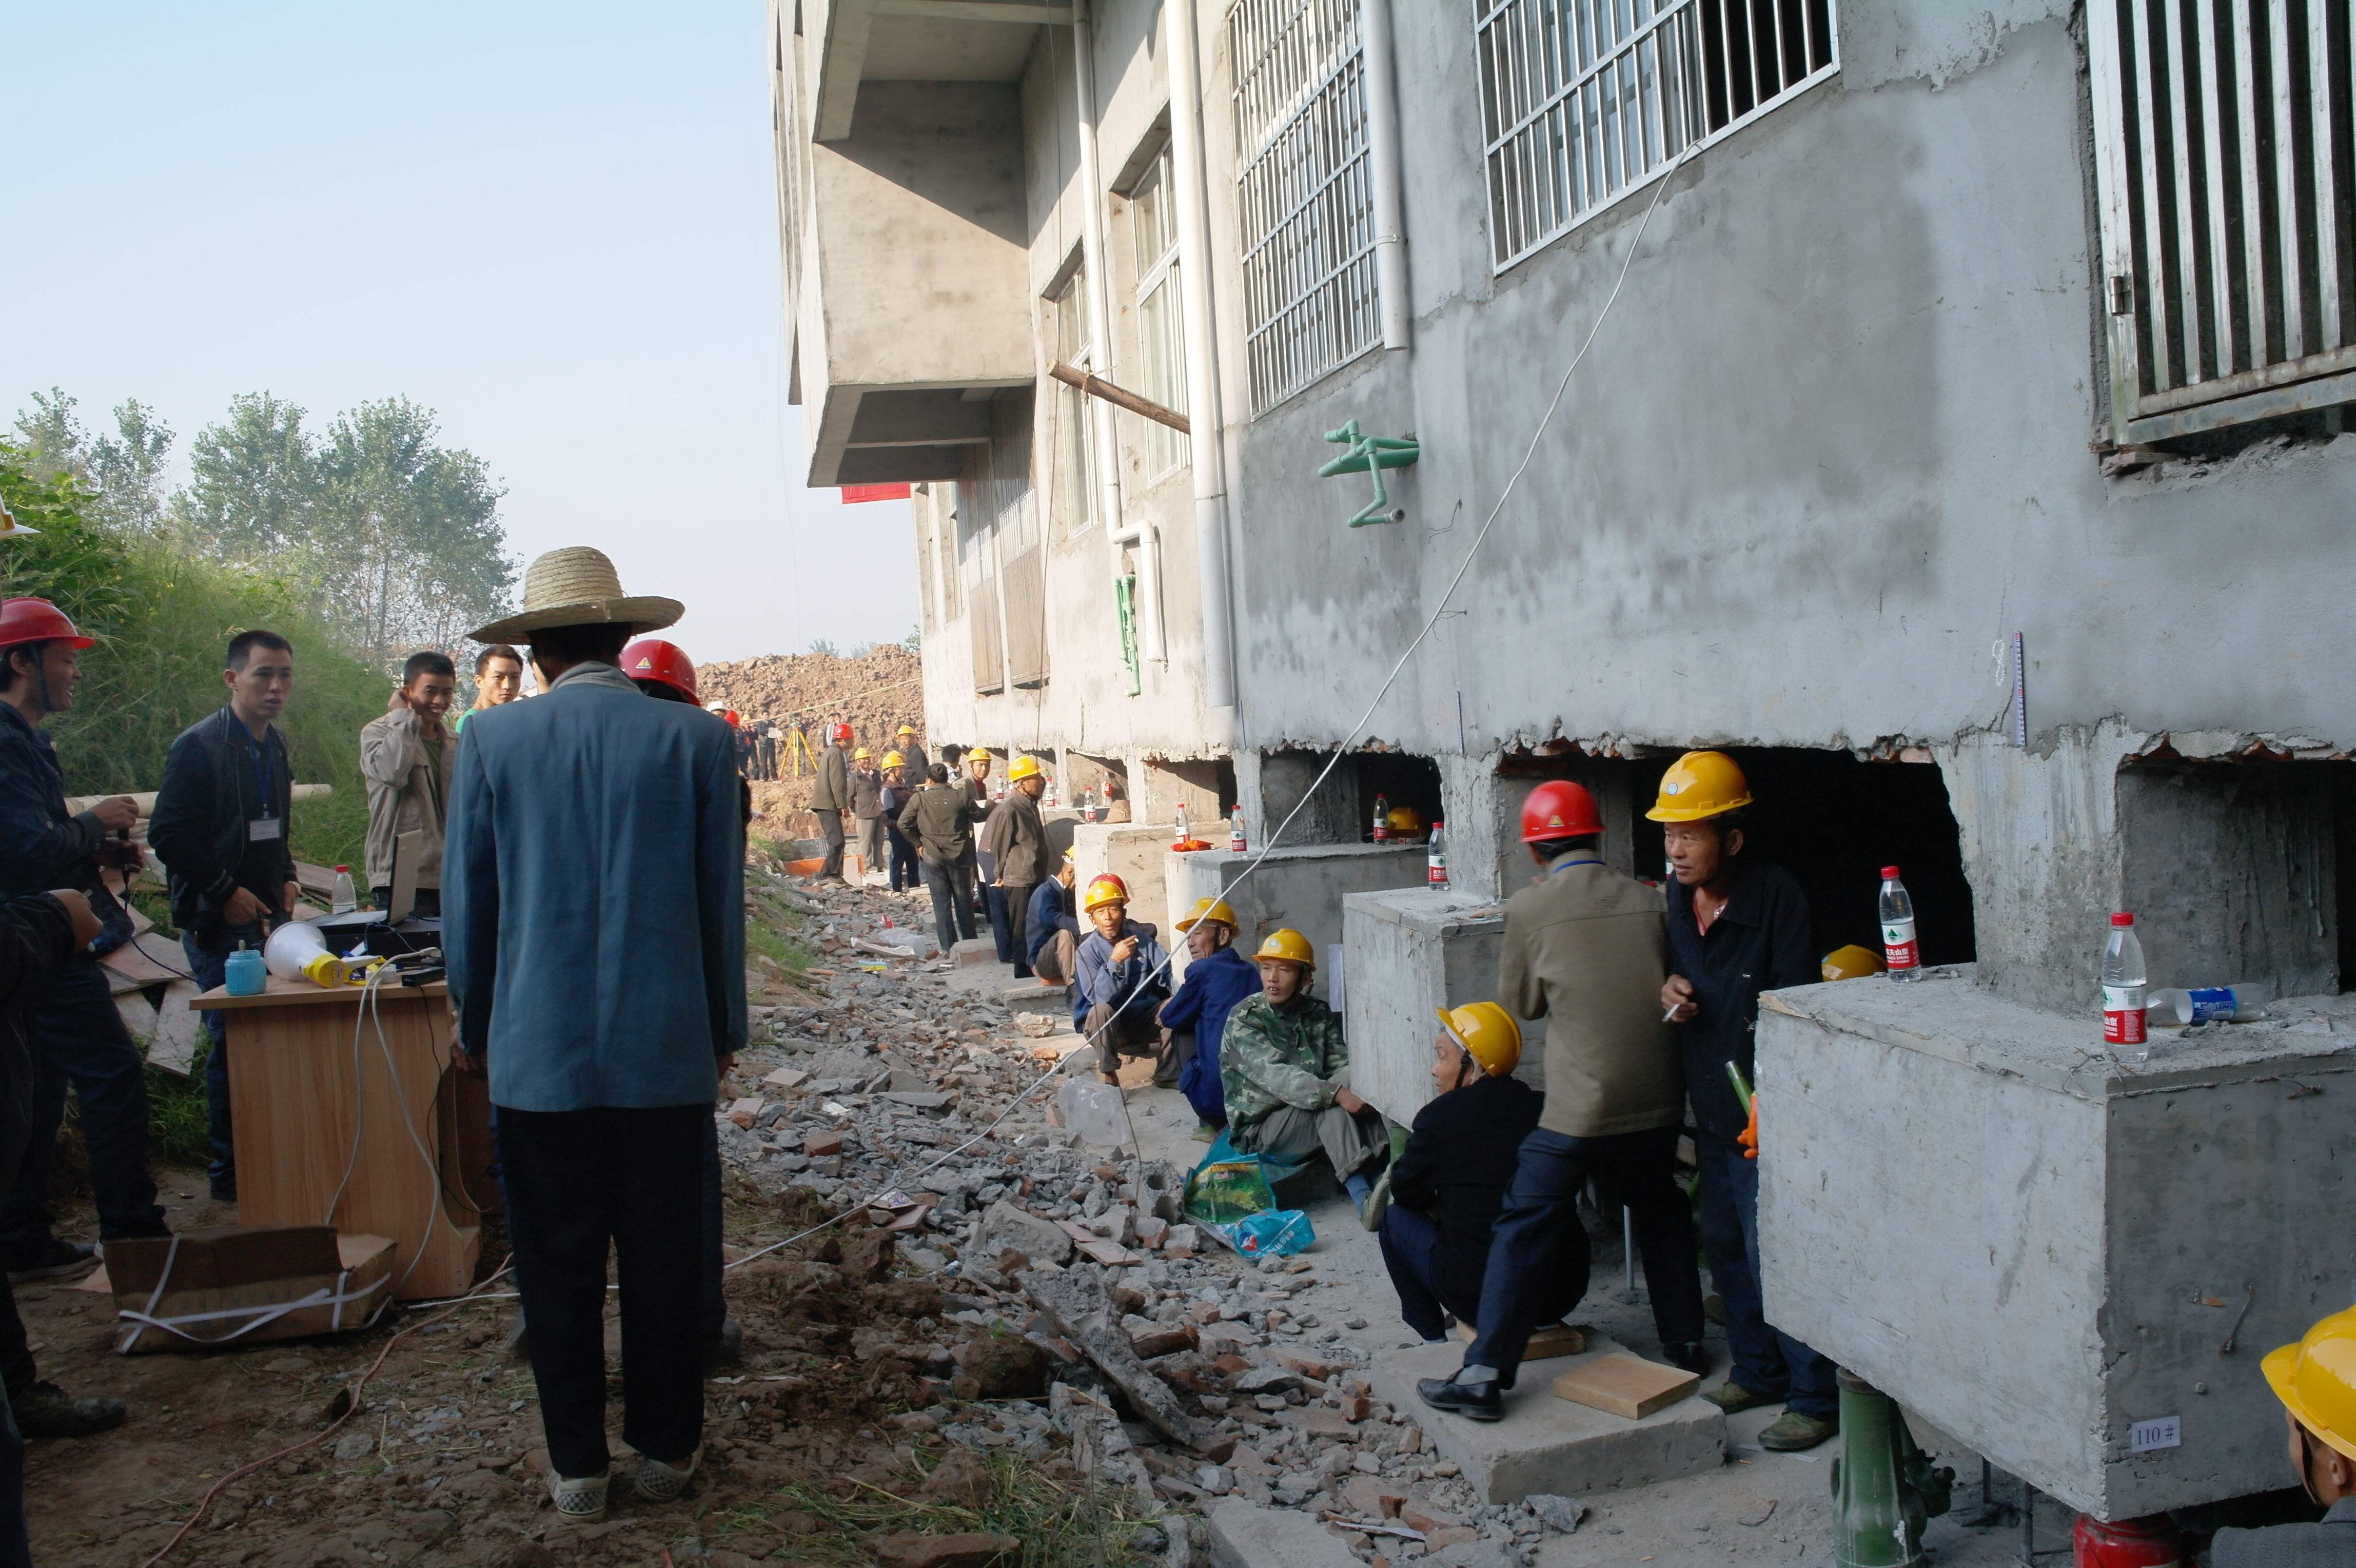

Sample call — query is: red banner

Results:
[840,483,912,504]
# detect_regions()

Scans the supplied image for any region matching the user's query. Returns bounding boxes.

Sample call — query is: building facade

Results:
[771,0,2356,1022]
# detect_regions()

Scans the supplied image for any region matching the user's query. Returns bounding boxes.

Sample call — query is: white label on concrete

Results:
[2129,1415,2182,1453]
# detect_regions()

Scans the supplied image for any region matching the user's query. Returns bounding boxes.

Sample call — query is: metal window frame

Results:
[1132,150,1191,479]
[2086,0,2355,445]
[1476,0,1841,276]
[1045,273,1101,538]
[1231,0,1383,413]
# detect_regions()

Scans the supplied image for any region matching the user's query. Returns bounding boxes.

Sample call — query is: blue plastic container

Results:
[224,943,267,997]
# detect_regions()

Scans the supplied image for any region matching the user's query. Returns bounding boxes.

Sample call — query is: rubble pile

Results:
[710,875,1594,1568]
[697,644,924,839]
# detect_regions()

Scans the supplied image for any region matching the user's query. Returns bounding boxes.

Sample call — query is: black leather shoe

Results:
[1417,1374,1503,1422]
[2,1239,95,1282]
[1667,1340,1711,1377]
[12,1380,127,1440]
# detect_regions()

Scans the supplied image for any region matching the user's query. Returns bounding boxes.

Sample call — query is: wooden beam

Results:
[1048,361,1190,434]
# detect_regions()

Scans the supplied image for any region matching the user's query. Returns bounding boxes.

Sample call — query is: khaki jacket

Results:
[1500,855,1681,1138]
[980,790,1053,885]
[359,708,455,889]
[810,744,851,812]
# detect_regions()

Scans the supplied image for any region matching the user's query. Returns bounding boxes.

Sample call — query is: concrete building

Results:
[774,0,2354,1507]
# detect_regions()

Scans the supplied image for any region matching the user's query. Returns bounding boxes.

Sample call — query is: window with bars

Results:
[1130,150,1191,477]
[2087,0,2355,445]
[1476,0,1837,272]
[1231,0,1382,412]
[1048,274,1100,538]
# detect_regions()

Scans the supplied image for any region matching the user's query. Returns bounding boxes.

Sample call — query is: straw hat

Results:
[470,547,683,643]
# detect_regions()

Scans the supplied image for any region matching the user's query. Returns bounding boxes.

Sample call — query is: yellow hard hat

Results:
[1436,1002,1521,1076]
[881,750,906,769]
[1006,755,1044,782]
[897,724,917,736]
[1386,806,1424,833]
[1821,944,1886,982]
[2265,1307,2356,1462]
[1175,897,1239,933]
[1081,872,1130,914]
[854,747,871,761]
[1645,751,1754,822]
[968,748,992,763]
[1253,929,1316,969]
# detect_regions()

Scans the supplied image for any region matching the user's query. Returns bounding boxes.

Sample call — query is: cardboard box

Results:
[106,1225,395,1354]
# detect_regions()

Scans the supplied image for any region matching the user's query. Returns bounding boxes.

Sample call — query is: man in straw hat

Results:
[443,547,745,1525]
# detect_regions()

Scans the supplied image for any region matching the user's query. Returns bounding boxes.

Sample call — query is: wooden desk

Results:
[188,977,494,1300]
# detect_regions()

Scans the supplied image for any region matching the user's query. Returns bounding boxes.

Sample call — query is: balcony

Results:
[776,1,1062,485]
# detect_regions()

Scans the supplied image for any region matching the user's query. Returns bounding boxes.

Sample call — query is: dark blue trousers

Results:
[183,924,262,1194]
[1380,1203,1584,1343]
[1696,1134,1838,1419]
[0,958,164,1253]
[886,825,919,892]
[0,1374,22,1568]
[983,885,1013,963]
[1465,1125,1704,1384]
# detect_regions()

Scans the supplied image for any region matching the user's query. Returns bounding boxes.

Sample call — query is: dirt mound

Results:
[700,645,927,840]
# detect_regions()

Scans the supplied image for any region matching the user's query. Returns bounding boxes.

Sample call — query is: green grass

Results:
[716,1448,1161,1568]
[747,886,818,976]
[146,1045,214,1166]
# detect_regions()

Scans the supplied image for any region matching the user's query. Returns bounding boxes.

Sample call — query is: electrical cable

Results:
[722,148,1694,1271]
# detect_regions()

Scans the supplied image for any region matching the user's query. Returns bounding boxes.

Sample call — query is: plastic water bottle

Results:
[2147,983,2269,1027]
[330,865,356,915]
[1174,802,1191,843]
[1080,788,1098,824]
[2102,912,2147,1047]
[1878,866,1920,982]
[1229,805,1247,853]
[1427,820,1448,886]
[1371,793,1391,842]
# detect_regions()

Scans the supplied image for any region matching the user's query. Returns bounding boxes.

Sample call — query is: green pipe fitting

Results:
[1319,420,1420,527]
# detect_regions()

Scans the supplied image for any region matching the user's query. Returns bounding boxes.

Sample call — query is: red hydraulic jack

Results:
[1831,1369,1953,1566]
[2071,1514,2184,1566]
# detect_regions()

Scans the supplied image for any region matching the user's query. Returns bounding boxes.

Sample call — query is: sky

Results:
[2,1,916,664]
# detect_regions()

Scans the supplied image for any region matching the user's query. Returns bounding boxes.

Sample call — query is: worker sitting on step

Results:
[1024,850,1080,986]
[1073,873,1170,1086]
[1219,931,1386,1213]
[1157,897,1260,1142]
[2210,1306,2356,1565]
[1655,751,1839,1453]
[1420,781,1706,1423]
[1379,1004,1574,1345]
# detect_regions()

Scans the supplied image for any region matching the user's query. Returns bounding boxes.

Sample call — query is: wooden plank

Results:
[1549,1352,1700,1420]
[190,977,449,1013]
[1456,1319,1587,1361]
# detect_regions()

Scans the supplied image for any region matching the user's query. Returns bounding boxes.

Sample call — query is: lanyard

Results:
[245,728,276,819]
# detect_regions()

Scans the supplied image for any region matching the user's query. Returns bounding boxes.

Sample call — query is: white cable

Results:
[724,153,1693,1271]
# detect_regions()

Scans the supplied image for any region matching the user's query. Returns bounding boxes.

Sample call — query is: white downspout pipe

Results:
[1072,5,1162,660]
[1165,0,1238,716]
[1362,0,1410,349]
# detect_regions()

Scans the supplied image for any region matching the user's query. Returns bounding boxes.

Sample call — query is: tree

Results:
[179,391,320,555]
[87,400,174,533]
[10,388,89,486]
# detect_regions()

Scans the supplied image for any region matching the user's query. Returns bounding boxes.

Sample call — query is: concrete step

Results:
[1366,1335,1724,1503]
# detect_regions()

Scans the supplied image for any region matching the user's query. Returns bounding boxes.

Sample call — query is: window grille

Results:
[1476,0,1837,272]
[2087,0,2355,444]
[1231,0,1381,412]
[1131,151,1190,476]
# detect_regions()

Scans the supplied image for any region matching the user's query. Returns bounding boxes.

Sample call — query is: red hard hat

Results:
[1520,780,1603,843]
[0,599,94,654]
[833,722,853,744]
[620,637,697,703]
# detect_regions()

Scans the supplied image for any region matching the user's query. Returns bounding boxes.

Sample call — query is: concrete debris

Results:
[972,1199,1075,1266]
[1521,1494,1587,1533]
[1022,1265,1213,1452]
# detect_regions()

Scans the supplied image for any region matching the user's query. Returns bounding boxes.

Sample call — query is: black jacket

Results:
[0,702,107,902]
[1389,1073,1546,1310]
[1664,858,1814,1146]
[149,705,294,935]
[0,894,78,1178]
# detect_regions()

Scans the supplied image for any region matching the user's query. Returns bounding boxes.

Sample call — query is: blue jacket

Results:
[1159,944,1260,1124]
[442,662,747,1112]
[1073,918,1167,1031]
[1025,878,1076,967]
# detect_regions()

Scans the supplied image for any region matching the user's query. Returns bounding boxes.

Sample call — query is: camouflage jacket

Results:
[1220,991,1350,1132]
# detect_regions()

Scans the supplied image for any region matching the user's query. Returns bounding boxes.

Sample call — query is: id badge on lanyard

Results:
[247,730,280,841]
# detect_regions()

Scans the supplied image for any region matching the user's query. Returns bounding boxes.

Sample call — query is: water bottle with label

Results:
[2102,912,2147,1047]
[1878,865,1920,982]
[1427,820,1448,886]
[1371,793,1391,842]
[1174,801,1191,843]
[2147,982,2270,1028]
[330,865,357,915]
[1229,805,1247,853]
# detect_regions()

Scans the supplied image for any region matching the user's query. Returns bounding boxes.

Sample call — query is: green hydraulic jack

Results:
[1829,1369,1954,1567]
[1318,420,1419,526]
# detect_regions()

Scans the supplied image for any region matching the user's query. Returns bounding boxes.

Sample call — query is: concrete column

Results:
[1436,753,1505,901]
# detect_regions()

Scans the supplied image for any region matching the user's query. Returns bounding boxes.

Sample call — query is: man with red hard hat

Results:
[1420,779,1703,1423]
[808,719,853,884]
[0,598,171,1289]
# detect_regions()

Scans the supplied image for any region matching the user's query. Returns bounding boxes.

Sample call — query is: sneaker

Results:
[1666,1341,1711,1377]
[1358,1167,1393,1233]
[1759,1410,1839,1452]
[548,1468,609,1524]
[1416,1374,1502,1422]
[1703,1291,1726,1325]
[11,1380,127,1440]
[3,1239,96,1282]
[1701,1381,1784,1415]
[1190,1123,1219,1144]
[702,1317,743,1371]
[632,1447,700,1504]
